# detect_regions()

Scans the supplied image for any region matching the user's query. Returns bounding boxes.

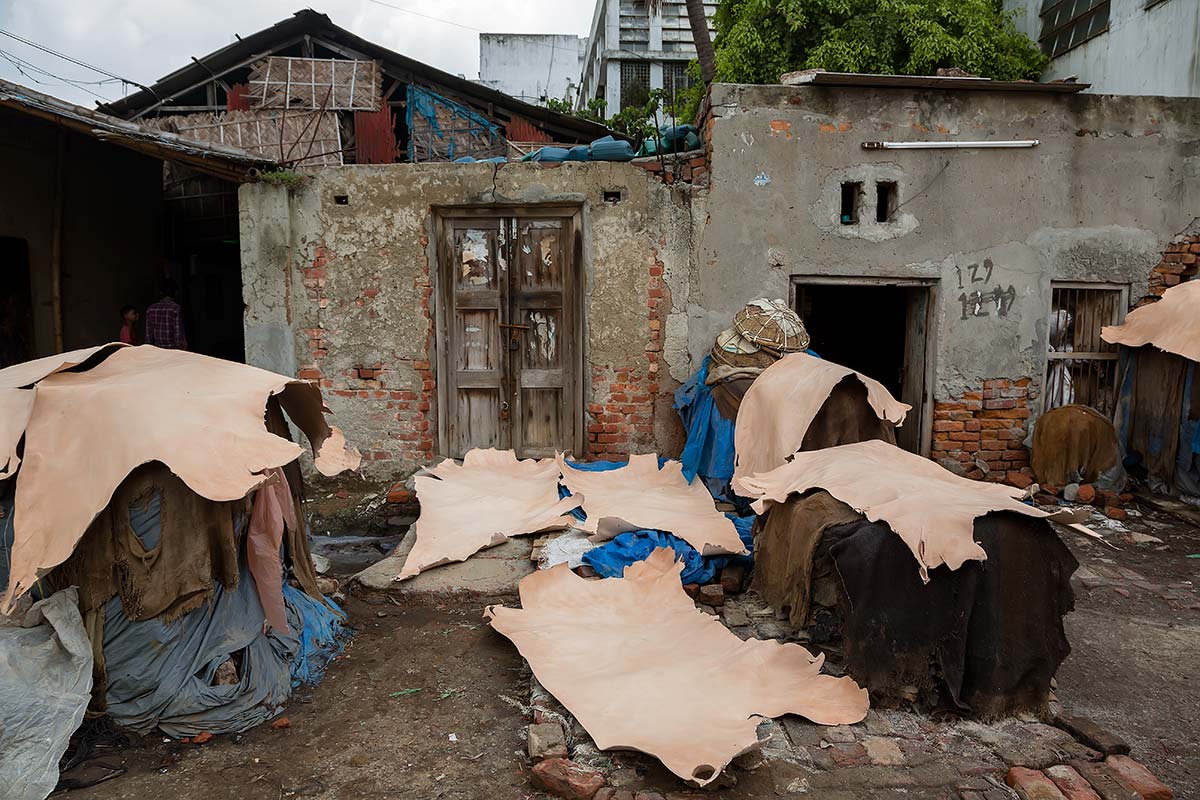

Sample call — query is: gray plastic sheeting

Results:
[0,588,93,800]
[102,565,302,738]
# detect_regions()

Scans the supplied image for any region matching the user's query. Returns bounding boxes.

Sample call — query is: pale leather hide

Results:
[732,353,910,495]
[1101,280,1200,363]
[397,449,582,580]
[486,548,869,785]
[0,344,127,478]
[2,345,360,610]
[556,453,747,556]
[739,440,1085,581]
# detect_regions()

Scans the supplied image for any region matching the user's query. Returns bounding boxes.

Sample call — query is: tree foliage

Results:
[711,0,1047,85]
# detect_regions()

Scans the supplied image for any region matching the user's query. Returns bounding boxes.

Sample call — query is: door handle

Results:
[500,400,510,421]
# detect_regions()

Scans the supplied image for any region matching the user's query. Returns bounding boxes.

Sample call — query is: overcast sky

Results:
[0,0,594,107]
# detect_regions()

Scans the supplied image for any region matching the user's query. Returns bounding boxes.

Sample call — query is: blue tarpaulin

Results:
[558,457,755,584]
[582,516,754,585]
[674,356,735,495]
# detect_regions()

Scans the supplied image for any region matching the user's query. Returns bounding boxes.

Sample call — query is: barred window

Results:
[1045,283,1127,416]
[620,61,651,110]
[1040,0,1110,58]
[663,62,693,99]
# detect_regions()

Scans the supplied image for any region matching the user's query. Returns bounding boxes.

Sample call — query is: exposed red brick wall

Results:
[932,378,1033,482]
[585,253,666,458]
[298,240,434,507]
[632,152,708,185]
[1145,234,1199,301]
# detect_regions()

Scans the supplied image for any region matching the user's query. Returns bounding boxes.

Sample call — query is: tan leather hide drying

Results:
[486,548,869,785]
[732,353,910,495]
[557,453,747,556]
[398,449,582,580]
[2,345,361,610]
[739,440,1084,581]
[1102,280,1200,363]
[0,344,127,478]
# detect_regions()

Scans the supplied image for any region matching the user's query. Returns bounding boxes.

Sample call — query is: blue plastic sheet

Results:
[674,356,735,489]
[583,516,753,585]
[406,85,501,162]
[558,457,755,584]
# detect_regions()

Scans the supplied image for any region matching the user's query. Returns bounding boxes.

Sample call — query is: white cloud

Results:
[0,0,594,106]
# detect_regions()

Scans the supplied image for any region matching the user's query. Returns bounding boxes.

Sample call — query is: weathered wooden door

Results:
[436,208,581,459]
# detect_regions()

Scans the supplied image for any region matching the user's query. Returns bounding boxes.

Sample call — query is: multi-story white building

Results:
[1004,0,1199,96]
[478,33,586,107]
[578,0,717,113]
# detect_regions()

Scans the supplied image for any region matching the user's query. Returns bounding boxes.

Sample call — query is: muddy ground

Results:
[60,500,1199,800]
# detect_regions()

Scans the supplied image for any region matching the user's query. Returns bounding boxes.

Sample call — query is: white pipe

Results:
[862,140,1040,150]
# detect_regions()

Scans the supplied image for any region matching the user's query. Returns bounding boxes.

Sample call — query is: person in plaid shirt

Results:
[144,279,188,350]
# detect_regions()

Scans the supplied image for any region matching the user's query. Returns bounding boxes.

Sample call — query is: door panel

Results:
[438,210,579,459]
[441,219,510,455]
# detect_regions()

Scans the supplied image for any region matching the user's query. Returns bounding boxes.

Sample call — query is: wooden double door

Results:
[435,208,582,459]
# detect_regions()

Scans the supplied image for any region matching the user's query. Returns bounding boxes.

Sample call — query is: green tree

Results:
[711,0,1047,86]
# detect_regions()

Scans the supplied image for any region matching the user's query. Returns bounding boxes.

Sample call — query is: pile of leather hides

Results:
[554,456,753,581]
[753,490,1078,716]
[0,344,360,790]
[819,509,1077,716]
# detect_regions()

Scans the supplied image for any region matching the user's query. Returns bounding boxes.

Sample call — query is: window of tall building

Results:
[620,61,651,110]
[1039,0,1110,58]
[663,62,693,100]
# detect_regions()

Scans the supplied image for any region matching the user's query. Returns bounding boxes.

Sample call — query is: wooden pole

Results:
[50,125,65,353]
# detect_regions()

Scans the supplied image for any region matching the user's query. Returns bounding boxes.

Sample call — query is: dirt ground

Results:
[59,499,1199,800]
[1054,503,1200,796]
[66,600,536,800]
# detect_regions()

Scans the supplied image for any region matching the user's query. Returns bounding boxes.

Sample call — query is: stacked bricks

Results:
[1146,234,1199,299]
[630,151,709,186]
[585,254,665,459]
[932,378,1034,481]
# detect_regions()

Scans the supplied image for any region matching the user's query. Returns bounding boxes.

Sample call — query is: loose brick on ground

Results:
[1045,765,1102,800]
[1008,767,1068,800]
[1104,756,1174,800]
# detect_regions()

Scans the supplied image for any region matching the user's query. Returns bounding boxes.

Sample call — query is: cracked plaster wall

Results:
[690,83,1200,403]
[240,163,690,477]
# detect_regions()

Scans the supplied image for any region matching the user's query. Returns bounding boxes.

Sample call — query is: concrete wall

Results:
[478,33,585,106]
[0,108,163,359]
[1005,0,1200,97]
[694,82,1200,475]
[241,83,1200,488]
[240,162,698,486]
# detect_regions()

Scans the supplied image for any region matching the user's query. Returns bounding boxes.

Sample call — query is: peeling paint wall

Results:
[240,163,699,484]
[693,84,1200,409]
[241,84,1200,485]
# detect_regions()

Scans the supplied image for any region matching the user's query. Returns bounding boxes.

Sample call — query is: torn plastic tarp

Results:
[97,497,346,736]
[559,458,754,584]
[0,588,93,800]
[102,557,346,737]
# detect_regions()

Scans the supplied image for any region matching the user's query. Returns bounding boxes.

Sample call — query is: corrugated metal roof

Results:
[0,79,274,181]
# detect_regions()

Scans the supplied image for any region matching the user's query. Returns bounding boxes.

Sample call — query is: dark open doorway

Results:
[792,278,934,454]
[0,237,33,368]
